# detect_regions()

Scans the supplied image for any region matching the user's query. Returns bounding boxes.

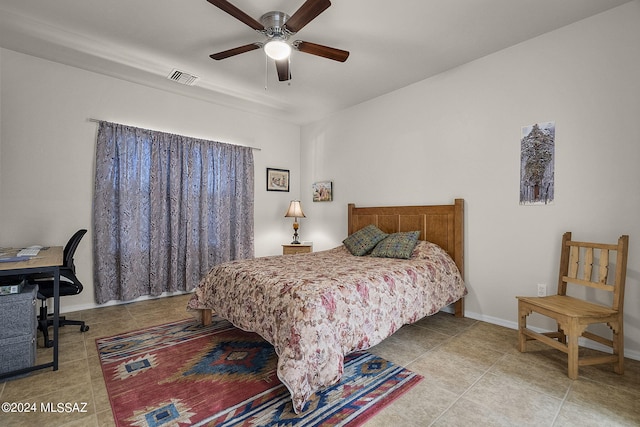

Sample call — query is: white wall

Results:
[0,48,301,311]
[301,2,640,359]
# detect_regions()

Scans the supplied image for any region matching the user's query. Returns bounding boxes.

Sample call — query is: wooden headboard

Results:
[347,198,465,316]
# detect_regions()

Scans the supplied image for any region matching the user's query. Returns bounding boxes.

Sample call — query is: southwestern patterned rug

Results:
[96,317,422,427]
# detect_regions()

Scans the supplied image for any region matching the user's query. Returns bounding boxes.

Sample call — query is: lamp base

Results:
[291,233,301,244]
[291,220,301,244]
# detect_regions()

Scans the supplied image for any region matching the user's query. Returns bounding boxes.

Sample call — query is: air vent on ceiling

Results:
[167,69,199,86]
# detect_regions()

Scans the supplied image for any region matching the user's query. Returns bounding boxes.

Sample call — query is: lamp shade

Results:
[284,200,305,218]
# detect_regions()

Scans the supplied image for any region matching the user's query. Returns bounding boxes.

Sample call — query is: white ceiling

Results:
[0,0,631,125]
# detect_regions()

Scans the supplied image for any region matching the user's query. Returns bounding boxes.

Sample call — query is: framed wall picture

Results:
[520,121,555,205]
[312,181,333,202]
[266,168,290,192]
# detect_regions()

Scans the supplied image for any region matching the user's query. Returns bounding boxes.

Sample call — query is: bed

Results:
[187,199,466,413]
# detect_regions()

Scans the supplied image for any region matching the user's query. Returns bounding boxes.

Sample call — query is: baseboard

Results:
[58,290,193,314]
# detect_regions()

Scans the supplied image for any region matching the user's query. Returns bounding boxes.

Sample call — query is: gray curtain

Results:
[93,121,254,304]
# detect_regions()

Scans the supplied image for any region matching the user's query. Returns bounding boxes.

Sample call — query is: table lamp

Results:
[284,200,306,244]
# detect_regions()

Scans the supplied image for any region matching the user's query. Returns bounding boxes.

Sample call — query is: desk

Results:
[0,246,62,379]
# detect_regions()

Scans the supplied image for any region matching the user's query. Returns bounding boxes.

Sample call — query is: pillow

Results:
[342,224,388,256]
[370,231,421,259]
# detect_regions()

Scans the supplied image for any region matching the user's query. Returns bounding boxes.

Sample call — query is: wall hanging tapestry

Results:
[520,121,555,205]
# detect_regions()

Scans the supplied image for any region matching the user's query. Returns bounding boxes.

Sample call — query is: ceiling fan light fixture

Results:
[264,39,291,60]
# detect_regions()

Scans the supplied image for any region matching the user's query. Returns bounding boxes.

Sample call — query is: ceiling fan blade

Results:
[284,0,331,33]
[275,59,291,81]
[206,0,264,31]
[210,43,261,60]
[294,41,349,62]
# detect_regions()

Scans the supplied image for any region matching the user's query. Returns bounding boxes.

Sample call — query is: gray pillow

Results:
[343,224,388,256]
[370,231,421,259]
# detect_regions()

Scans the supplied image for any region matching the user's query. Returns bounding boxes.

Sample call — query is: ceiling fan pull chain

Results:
[264,54,268,90]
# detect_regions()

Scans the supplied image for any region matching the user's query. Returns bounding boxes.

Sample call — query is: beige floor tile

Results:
[393,323,452,350]
[77,305,133,325]
[509,343,570,370]
[364,380,459,427]
[564,378,640,423]
[61,414,99,427]
[433,396,515,427]
[91,376,112,414]
[128,310,191,328]
[2,358,91,401]
[368,334,419,367]
[489,352,572,399]
[58,338,88,364]
[455,321,520,354]
[96,408,116,427]
[406,348,488,395]
[555,401,639,427]
[1,381,94,427]
[368,324,450,366]
[462,372,562,426]
[428,334,506,371]
[578,353,640,395]
[84,337,100,359]
[81,319,146,341]
[413,311,477,336]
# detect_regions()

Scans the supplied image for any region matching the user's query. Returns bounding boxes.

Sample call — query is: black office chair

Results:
[30,229,89,347]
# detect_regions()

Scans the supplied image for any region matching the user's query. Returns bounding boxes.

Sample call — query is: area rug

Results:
[96,317,422,427]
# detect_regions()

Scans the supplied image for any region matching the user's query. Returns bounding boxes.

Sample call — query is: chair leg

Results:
[557,324,566,344]
[517,303,529,352]
[38,304,89,347]
[566,320,586,380]
[38,305,54,348]
[612,320,624,375]
[39,320,53,348]
[59,318,90,332]
[567,333,579,380]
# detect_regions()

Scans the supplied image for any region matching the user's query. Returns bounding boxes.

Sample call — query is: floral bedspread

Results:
[187,241,466,413]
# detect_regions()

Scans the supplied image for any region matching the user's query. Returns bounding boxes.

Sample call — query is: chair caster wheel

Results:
[81,325,89,332]
[45,340,54,348]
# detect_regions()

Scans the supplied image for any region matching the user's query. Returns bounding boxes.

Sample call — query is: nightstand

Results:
[282,244,312,255]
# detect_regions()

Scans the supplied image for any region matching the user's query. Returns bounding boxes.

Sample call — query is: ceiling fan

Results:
[206,0,349,82]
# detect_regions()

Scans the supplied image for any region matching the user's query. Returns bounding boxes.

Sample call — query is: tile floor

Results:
[1,294,638,426]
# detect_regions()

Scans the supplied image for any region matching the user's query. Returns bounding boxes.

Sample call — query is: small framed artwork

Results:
[266,168,290,192]
[312,181,333,202]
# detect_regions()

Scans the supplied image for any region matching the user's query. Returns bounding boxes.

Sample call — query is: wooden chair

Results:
[517,231,629,379]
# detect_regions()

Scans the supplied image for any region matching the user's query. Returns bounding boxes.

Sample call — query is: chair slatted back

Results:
[558,231,629,311]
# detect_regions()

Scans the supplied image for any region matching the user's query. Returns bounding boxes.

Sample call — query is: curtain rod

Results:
[88,118,262,151]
